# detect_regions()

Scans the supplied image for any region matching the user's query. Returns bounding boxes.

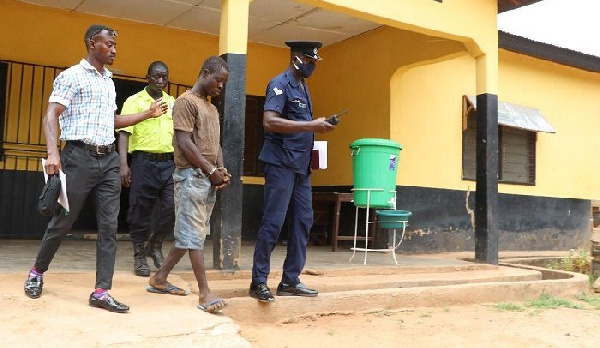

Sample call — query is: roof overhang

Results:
[499,31,600,73]
[15,0,545,49]
[464,96,555,133]
[497,0,545,13]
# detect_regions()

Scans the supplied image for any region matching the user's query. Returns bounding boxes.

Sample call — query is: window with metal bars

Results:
[0,62,7,158]
[244,95,265,176]
[0,60,267,176]
[462,111,536,185]
[0,60,193,170]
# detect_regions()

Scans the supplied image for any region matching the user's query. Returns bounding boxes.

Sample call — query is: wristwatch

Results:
[208,167,218,176]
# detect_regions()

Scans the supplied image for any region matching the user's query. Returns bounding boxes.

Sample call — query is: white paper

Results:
[41,159,69,213]
[313,141,328,169]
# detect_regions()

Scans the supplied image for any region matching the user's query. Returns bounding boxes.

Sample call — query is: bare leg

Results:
[189,249,226,312]
[149,246,186,288]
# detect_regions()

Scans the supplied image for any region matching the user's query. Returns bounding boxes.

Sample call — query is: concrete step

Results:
[200,262,500,281]
[170,264,589,324]
[177,266,542,299]
[224,271,587,323]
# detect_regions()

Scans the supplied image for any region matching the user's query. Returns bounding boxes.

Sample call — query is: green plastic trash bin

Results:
[350,138,402,208]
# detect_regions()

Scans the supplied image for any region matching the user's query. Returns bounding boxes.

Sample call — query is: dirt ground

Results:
[2,270,599,347]
[3,238,598,347]
[240,296,600,348]
[1,272,250,348]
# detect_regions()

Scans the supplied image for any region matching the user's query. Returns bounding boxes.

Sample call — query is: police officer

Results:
[249,41,336,302]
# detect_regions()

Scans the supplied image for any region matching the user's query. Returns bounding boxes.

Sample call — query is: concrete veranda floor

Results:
[0,237,480,274]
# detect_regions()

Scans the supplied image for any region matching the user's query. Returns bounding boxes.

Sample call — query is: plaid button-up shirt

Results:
[49,59,117,146]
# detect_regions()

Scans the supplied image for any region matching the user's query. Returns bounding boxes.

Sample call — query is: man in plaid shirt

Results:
[23,24,166,313]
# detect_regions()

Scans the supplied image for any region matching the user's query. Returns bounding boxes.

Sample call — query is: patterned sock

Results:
[93,288,108,300]
[28,267,43,279]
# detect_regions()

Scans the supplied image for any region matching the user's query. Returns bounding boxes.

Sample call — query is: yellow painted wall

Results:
[0,0,287,170]
[247,42,288,96]
[299,0,499,93]
[391,52,476,191]
[0,0,285,95]
[388,48,600,201]
[8,1,595,202]
[498,49,600,200]
[310,26,465,186]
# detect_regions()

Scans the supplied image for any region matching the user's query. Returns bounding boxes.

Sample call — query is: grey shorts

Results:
[173,167,216,250]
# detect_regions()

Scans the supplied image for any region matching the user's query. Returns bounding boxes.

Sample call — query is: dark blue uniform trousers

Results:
[127,153,174,245]
[252,163,313,286]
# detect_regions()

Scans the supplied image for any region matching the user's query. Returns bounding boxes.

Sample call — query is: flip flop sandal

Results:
[197,299,228,313]
[146,284,188,296]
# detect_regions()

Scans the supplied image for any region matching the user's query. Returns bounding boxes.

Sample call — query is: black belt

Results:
[134,151,174,162]
[68,140,115,155]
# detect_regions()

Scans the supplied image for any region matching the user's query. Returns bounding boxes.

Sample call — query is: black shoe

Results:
[24,275,43,299]
[276,282,318,297]
[89,293,130,313]
[249,283,275,302]
[145,241,164,269]
[133,242,150,277]
[134,258,150,277]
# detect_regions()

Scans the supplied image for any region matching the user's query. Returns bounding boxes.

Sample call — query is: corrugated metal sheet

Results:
[464,96,555,133]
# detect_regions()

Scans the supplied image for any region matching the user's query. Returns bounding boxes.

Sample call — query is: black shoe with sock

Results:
[24,275,43,299]
[88,293,130,313]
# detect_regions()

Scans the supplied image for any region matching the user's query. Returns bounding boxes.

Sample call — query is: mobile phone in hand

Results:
[326,109,348,125]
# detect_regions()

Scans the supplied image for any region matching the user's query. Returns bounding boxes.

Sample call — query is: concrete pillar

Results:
[212,0,249,271]
[474,51,499,265]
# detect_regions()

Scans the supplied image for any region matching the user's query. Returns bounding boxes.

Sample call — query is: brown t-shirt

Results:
[172,91,220,168]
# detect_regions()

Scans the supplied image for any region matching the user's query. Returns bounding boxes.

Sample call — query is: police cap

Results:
[285,41,323,60]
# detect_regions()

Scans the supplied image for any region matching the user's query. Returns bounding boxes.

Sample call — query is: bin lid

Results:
[349,138,402,150]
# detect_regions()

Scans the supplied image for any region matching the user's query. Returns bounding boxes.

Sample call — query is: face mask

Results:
[293,56,316,78]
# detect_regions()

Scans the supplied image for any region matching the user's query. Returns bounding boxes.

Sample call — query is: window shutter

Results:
[462,112,477,180]
[499,126,535,184]
[243,95,265,176]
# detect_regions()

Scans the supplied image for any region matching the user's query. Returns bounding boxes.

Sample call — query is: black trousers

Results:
[34,142,121,289]
[127,152,175,245]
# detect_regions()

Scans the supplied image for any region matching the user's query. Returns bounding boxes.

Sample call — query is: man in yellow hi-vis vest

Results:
[118,61,176,277]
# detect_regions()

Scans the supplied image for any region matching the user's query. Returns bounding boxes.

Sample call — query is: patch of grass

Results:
[419,312,432,318]
[443,306,450,312]
[546,248,592,275]
[562,249,591,273]
[561,257,574,272]
[576,294,600,310]
[327,329,336,336]
[526,294,583,310]
[589,274,598,287]
[496,302,524,312]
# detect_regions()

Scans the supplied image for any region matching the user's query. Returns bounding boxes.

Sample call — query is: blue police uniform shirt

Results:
[259,68,315,174]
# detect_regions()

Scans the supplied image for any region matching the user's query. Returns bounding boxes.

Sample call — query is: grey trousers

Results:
[34,142,121,289]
